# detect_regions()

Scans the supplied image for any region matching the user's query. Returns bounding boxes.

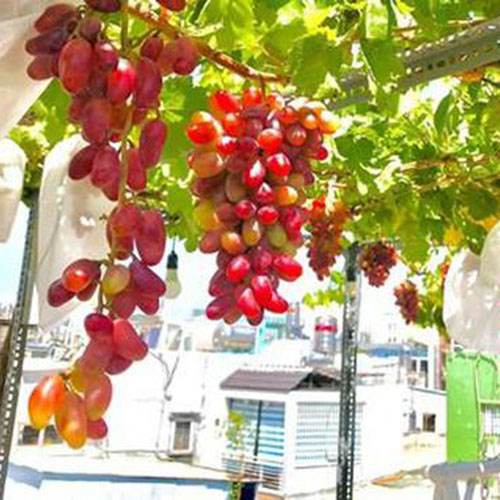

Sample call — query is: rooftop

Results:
[220,367,340,392]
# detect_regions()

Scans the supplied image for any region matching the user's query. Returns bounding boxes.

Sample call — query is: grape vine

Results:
[25,0,198,448]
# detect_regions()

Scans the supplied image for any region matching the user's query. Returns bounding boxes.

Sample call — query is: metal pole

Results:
[0,197,38,499]
[336,244,361,500]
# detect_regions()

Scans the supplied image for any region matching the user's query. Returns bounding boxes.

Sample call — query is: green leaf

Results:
[434,93,452,136]
[263,18,306,60]
[361,39,404,85]
[199,0,256,50]
[365,0,389,39]
[410,0,437,34]
[461,185,498,220]
[38,81,71,146]
[160,78,208,171]
[290,35,343,94]
[375,86,400,116]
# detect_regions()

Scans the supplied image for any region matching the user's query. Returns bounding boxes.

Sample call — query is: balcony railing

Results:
[428,458,500,500]
[222,452,284,492]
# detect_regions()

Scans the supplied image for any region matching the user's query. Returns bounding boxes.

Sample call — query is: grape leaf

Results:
[290,35,343,94]
[361,39,404,85]
[199,0,256,50]
[263,19,307,60]
[434,93,452,136]
[365,0,389,39]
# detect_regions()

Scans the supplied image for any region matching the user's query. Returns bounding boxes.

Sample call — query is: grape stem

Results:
[121,0,130,54]
[126,4,290,84]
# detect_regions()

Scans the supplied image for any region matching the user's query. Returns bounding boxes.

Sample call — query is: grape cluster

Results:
[358,242,398,287]
[186,89,338,325]
[307,197,350,280]
[25,2,198,448]
[394,281,419,324]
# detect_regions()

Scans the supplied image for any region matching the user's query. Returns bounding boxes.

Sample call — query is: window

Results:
[295,402,363,467]
[44,425,62,444]
[423,413,436,432]
[20,425,39,445]
[420,360,428,373]
[226,398,285,459]
[171,421,193,454]
[19,424,62,445]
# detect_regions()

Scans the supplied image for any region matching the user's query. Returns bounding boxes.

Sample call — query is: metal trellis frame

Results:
[332,17,500,110]
[336,244,361,500]
[0,198,37,499]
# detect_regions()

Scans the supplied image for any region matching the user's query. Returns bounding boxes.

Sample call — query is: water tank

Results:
[313,316,338,355]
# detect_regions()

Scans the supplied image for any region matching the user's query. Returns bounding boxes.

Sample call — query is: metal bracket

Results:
[0,200,38,499]
[332,17,500,110]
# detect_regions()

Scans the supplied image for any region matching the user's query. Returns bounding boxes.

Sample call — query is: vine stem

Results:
[126,4,290,84]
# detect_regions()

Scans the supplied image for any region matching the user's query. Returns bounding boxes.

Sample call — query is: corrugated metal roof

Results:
[220,368,340,392]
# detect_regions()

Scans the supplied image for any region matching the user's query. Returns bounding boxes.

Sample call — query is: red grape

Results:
[34,4,77,33]
[87,418,108,439]
[84,0,121,12]
[139,119,167,168]
[58,38,93,93]
[69,145,99,180]
[134,57,162,108]
[48,279,75,306]
[82,98,111,144]
[61,259,100,293]
[85,313,114,344]
[107,59,137,104]
[90,145,120,188]
[113,319,148,361]
[130,260,166,297]
[106,354,133,375]
[136,210,166,265]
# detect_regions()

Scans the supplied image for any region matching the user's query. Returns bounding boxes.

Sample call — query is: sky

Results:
[0,200,412,342]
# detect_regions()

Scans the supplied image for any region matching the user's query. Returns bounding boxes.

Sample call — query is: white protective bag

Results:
[443,222,500,353]
[0,0,77,139]
[0,138,26,241]
[480,221,500,287]
[37,136,113,331]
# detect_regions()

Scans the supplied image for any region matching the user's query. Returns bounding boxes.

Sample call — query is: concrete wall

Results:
[405,386,446,435]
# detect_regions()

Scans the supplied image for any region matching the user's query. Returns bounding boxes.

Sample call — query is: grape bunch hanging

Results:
[394,281,420,324]
[358,242,398,287]
[25,1,196,448]
[187,90,339,325]
[307,197,350,280]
